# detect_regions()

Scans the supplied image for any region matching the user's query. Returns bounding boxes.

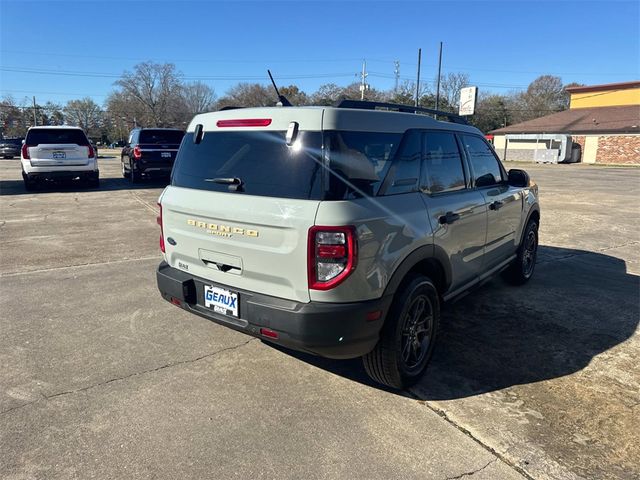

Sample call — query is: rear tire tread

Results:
[363,274,440,390]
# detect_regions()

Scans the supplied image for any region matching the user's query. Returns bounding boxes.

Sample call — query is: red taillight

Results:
[21,144,30,159]
[157,203,165,253]
[216,119,272,128]
[260,328,279,339]
[308,226,357,290]
[133,145,142,159]
[87,144,95,158]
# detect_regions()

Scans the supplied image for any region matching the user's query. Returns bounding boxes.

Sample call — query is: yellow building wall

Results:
[570,87,640,109]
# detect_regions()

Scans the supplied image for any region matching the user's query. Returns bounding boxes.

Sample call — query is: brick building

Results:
[490,81,640,165]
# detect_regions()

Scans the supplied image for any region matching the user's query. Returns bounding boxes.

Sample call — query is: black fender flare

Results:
[382,244,452,298]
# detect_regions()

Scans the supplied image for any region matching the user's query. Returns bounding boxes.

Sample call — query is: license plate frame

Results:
[204,285,239,318]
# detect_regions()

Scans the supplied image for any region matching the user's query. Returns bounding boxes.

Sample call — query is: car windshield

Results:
[139,130,184,144]
[26,129,88,145]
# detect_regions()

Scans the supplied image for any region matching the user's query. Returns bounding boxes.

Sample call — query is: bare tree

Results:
[181,81,217,116]
[215,83,274,108]
[438,72,470,109]
[64,97,103,136]
[278,85,310,106]
[0,95,27,137]
[115,62,184,127]
[510,75,568,123]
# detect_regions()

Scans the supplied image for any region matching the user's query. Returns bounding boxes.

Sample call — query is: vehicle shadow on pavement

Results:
[0,177,169,196]
[272,246,639,398]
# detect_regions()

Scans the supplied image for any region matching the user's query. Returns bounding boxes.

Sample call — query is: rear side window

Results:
[422,132,466,194]
[172,130,324,200]
[26,129,88,146]
[325,131,401,199]
[461,135,503,187]
[379,130,422,196]
[139,129,184,144]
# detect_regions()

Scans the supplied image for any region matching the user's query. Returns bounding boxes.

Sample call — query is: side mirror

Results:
[508,169,529,188]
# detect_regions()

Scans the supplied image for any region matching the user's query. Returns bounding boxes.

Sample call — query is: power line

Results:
[0,66,357,81]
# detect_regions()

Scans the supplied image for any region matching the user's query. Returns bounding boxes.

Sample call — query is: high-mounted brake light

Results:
[21,144,31,160]
[308,226,357,290]
[157,203,165,253]
[133,145,142,159]
[216,119,272,128]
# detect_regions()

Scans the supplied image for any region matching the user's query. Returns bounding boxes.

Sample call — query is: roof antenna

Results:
[267,70,292,107]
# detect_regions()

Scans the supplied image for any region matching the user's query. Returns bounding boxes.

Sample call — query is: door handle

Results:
[439,211,460,225]
[489,200,504,211]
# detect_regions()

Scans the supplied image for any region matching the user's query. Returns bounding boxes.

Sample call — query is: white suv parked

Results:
[21,126,99,190]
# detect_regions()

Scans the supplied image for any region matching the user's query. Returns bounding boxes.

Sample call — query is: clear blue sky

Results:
[1,0,639,107]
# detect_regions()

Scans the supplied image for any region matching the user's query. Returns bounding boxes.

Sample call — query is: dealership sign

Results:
[459,86,478,116]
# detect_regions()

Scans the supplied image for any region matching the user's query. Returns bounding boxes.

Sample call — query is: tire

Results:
[363,274,440,389]
[87,174,100,189]
[22,173,36,191]
[122,159,130,178]
[130,161,141,184]
[502,219,538,285]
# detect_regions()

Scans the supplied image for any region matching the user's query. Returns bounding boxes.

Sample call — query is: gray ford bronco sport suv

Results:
[156,100,539,389]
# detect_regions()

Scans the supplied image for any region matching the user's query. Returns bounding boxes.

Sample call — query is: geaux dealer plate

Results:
[204,285,239,317]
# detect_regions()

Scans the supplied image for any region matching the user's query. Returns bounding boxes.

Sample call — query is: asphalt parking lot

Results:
[1,152,638,480]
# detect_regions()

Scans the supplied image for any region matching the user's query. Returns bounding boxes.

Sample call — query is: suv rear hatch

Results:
[25,128,92,167]
[161,109,324,303]
[137,129,184,167]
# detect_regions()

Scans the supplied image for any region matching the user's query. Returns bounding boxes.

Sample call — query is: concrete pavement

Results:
[1,153,638,479]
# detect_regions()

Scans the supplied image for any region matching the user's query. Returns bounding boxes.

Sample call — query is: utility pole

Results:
[359,59,369,100]
[415,48,422,107]
[394,60,400,94]
[435,42,443,111]
[32,96,37,126]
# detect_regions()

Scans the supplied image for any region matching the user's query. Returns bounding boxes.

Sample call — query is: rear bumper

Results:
[156,261,392,359]
[137,159,173,175]
[23,169,98,180]
[22,159,98,175]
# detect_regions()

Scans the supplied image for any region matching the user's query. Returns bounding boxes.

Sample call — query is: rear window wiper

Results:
[205,177,244,192]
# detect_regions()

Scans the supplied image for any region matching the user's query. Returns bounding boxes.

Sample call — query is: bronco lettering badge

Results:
[186,219,259,238]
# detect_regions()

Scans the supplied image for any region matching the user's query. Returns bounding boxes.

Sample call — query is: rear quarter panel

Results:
[312,193,433,302]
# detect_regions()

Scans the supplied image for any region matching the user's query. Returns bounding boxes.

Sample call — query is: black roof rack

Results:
[335,100,469,125]
[219,106,245,111]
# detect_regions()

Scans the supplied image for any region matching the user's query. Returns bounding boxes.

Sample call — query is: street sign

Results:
[459,86,478,116]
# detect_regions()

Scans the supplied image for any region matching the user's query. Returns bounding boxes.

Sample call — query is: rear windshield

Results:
[1,138,22,146]
[172,130,408,200]
[139,129,184,144]
[26,129,88,146]
[172,131,324,200]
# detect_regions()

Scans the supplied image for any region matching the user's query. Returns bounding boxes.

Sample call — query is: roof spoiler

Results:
[335,100,469,125]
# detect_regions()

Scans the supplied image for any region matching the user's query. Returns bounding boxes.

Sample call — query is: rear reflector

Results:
[216,119,272,128]
[260,328,279,339]
[170,297,182,306]
[157,203,165,253]
[366,310,383,321]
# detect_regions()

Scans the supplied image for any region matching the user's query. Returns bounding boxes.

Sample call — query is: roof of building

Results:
[490,105,640,135]
[565,81,640,94]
